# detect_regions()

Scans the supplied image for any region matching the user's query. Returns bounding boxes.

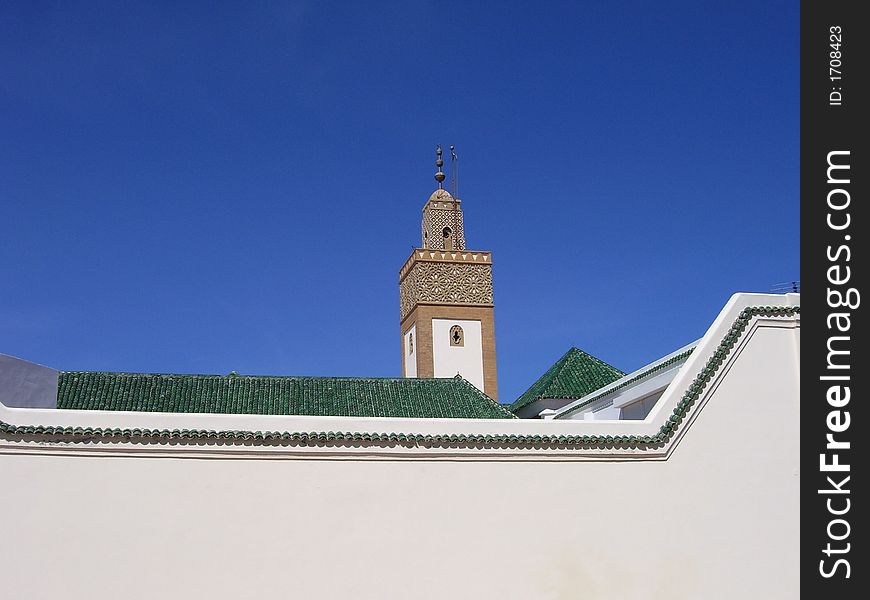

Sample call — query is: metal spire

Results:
[450,145,458,198]
[434,144,445,189]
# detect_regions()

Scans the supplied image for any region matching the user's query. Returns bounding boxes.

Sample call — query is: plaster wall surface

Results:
[583,405,621,420]
[431,318,484,390]
[0,294,800,599]
[0,353,57,408]
[620,391,664,419]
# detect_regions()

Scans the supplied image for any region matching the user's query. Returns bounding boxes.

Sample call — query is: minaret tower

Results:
[399,146,498,400]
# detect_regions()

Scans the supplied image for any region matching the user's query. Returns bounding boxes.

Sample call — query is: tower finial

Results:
[434,144,445,188]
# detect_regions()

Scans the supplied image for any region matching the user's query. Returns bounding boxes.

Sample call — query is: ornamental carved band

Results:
[400,262,493,320]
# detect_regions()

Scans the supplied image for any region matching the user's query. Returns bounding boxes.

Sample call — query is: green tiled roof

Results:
[510,347,625,412]
[57,372,516,419]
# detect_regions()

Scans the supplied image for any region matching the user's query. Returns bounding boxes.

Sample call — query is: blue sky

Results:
[0,1,798,403]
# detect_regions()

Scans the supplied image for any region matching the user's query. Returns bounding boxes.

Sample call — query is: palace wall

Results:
[0,294,800,599]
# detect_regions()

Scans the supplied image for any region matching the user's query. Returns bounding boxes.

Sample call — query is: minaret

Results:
[399,146,498,400]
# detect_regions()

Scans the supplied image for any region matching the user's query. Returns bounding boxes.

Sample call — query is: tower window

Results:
[443,227,453,250]
[449,325,464,347]
[408,332,414,354]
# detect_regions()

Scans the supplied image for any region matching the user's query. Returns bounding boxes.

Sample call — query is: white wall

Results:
[620,391,665,420]
[583,405,621,420]
[431,318,483,390]
[0,353,58,408]
[403,324,417,377]
[0,294,800,599]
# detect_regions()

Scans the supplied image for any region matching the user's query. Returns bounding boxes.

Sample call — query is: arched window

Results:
[443,226,453,251]
[449,325,464,347]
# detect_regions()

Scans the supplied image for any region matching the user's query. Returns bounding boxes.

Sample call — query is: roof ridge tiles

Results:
[510,347,625,412]
[60,371,474,382]
[452,376,518,419]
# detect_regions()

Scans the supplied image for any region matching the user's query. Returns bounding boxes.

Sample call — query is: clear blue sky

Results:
[1,1,798,403]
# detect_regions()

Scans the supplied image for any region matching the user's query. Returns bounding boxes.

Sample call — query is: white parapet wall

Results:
[0,293,800,599]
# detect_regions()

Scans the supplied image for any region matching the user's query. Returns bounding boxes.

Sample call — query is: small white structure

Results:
[554,341,699,421]
[0,352,57,409]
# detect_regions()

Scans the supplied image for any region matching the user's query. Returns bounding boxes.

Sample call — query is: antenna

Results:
[450,145,458,198]
[770,281,800,293]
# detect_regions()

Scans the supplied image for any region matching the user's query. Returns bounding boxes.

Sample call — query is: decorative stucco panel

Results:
[400,261,493,320]
[422,207,466,251]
